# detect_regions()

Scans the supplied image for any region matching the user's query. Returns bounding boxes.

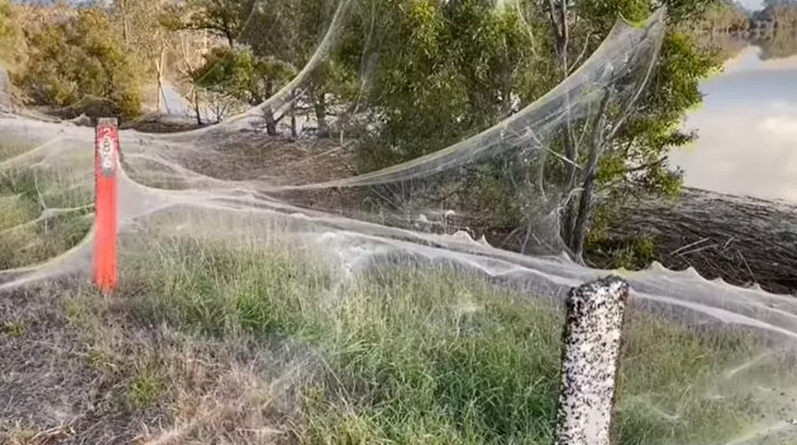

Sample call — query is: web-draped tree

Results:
[340,0,721,263]
[146,0,722,266]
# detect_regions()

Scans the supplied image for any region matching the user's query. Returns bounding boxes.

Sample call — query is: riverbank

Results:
[604,188,797,295]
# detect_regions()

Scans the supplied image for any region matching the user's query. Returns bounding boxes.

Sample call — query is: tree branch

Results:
[570,88,613,259]
[567,32,592,76]
[624,156,667,174]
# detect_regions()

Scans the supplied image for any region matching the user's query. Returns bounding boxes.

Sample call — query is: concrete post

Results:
[553,275,629,445]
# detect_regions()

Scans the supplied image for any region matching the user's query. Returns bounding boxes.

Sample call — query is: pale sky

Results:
[737,0,764,10]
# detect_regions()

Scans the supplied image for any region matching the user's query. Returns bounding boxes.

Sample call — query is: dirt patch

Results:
[180,128,356,184]
[0,278,313,444]
[123,117,206,134]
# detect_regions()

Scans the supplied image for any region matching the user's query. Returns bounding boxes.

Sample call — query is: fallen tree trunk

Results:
[596,188,797,296]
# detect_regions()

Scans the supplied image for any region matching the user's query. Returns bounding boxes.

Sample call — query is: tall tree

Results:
[543,0,721,260]
[177,0,258,47]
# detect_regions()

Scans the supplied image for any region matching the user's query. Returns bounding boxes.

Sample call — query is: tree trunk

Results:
[121,0,129,45]
[570,91,612,259]
[155,48,167,114]
[263,106,277,136]
[290,91,298,140]
[224,20,235,48]
[562,126,579,246]
[547,0,581,248]
[315,90,329,138]
[193,89,202,126]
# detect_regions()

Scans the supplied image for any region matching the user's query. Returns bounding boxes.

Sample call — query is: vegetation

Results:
[191,46,296,130]
[2,215,794,443]
[1,0,796,442]
[0,141,93,269]
[115,237,791,445]
[0,0,12,44]
[0,139,794,444]
[1,0,789,267]
[754,0,797,29]
[9,7,142,119]
[697,1,751,32]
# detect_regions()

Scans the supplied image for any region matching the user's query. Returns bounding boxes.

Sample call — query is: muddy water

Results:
[672,45,797,203]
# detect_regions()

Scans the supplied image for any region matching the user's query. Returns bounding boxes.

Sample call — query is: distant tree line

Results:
[697,0,797,32]
[753,0,797,29]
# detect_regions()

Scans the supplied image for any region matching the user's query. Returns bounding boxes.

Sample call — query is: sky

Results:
[738,0,764,10]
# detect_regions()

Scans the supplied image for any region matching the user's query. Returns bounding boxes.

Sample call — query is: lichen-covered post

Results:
[553,276,629,445]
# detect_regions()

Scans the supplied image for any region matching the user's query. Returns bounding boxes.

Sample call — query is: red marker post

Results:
[93,117,119,294]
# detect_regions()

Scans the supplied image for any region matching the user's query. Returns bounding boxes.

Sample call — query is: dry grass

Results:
[0,278,312,445]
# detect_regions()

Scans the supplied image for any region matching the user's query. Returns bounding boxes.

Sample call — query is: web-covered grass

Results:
[2,135,795,445]
[0,141,93,269]
[102,234,794,445]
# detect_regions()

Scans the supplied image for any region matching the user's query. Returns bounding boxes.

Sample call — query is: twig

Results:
[677,243,719,257]
[739,251,756,284]
[669,237,710,256]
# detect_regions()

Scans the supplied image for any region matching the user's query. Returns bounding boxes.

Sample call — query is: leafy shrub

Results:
[0,0,12,42]
[192,46,295,106]
[585,206,659,270]
[15,8,142,119]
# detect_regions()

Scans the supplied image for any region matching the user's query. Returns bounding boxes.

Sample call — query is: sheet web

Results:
[1,2,796,443]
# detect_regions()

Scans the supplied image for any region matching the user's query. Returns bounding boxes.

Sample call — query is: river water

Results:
[672,44,797,203]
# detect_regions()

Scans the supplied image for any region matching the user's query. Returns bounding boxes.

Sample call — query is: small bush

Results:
[585,205,659,270]
[14,8,142,119]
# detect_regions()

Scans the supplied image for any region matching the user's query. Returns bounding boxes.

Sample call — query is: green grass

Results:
[112,235,797,445]
[0,142,94,269]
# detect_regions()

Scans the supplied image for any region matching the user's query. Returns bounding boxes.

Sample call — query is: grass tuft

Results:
[0,142,94,269]
[1,320,25,338]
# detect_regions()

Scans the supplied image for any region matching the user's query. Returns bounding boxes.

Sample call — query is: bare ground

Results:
[0,279,313,444]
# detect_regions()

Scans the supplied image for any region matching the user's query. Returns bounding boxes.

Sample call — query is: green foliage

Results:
[1,321,24,339]
[698,0,750,31]
[192,46,296,106]
[339,0,723,257]
[587,231,660,270]
[599,28,717,202]
[0,0,11,41]
[121,353,168,410]
[0,0,23,72]
[15,8,142,119]
[547,0,722,255]
[349,0,547,171]
[75,0,725,260]
[187,0,259,45]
